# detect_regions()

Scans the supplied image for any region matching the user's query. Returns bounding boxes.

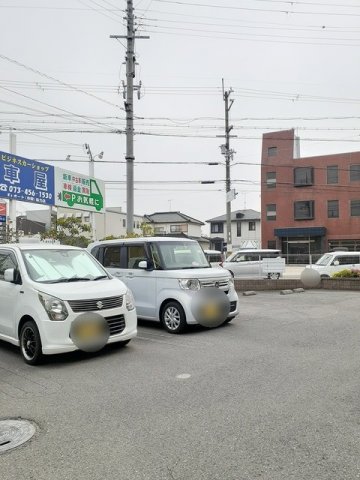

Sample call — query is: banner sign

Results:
[0,151,55,206]
[54,168,105,213]
[0,202,6,216]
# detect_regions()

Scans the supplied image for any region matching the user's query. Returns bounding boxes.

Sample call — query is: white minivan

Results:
[221,249,285,279]
[306,251,360,278]
[89,237,239,333]
[0,244,137,364]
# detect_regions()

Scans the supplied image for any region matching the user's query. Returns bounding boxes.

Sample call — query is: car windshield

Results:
[315,253,333,266]
[22,248,109,283]
[154,241,210,269]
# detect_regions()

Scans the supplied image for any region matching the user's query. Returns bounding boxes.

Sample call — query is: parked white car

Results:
[88,237,239,333]
[306,251,360,278]
[221,248,285,279]
[0,244,137,364]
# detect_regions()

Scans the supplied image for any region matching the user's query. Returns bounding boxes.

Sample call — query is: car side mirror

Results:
[4,268,15,283]
[138,260,153,271]
[333,260,339,266]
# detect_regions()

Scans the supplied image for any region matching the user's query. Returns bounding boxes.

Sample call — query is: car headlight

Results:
[228,276,234,287]
[178,279,201,291]
[38,292,68,321]
[125,288,136,311]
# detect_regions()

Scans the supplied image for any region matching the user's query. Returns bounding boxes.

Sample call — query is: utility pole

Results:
[221,79,235,254]
[84,143,97,241]
[110,0,149,235]
[9,129,17,241]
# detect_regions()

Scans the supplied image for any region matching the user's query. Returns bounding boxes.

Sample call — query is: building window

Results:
[266,172,276,188]
[268,240,276,249]
[267,146,277,157]
[249,221,256,231]
[266,204,276,221]
[154,227,166,234]
[350,200,360,216]
[170,224,188,233]
[237,222,241,237]
[122,219,126,227]
[327,200,339,218]
[294,167,314,186]
[327,165,338,184]
[294,200,314,220]
[211,223,224,234]
[350,165,360,182]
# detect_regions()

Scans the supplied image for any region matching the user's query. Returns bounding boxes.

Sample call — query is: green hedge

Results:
[332,269,360,278]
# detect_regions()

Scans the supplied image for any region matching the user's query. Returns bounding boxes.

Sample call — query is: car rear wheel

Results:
[20,321,43,365]
[161,301,187,334]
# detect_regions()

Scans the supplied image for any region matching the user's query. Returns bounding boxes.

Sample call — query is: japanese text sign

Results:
[0,151,54,206]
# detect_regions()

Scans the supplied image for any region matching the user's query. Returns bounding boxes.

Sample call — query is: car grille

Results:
[68,296,123,313]
[200,278,230,289]
[230,301,237,312]
[105,314,126,336]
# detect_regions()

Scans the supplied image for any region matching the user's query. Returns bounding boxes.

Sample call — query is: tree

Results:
[41,217,92,248]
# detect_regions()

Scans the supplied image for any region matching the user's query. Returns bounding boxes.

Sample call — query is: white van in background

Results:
[306,251,360,278]
[221,248,285,279]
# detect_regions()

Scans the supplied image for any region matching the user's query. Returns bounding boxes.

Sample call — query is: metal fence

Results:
[282,253,323,265]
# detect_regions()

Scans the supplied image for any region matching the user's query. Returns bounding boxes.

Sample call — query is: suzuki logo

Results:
[214,282,220,288]
[96,301,104,310]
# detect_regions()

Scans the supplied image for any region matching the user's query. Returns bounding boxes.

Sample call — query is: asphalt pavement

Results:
[1,290,360,480]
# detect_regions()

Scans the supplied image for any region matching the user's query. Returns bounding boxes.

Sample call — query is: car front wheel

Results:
[161,301,187,334]
[20,321,43,365]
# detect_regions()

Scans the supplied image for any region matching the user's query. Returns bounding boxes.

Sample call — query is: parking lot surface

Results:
[1,290,360,480]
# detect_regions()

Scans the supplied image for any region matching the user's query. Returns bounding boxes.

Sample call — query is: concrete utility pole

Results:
[110,0,149,235]
[222,79,235,253]
[84,143,97,241]
[9,129,17,241]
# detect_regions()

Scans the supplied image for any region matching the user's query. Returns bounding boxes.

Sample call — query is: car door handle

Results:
[126,273,134,278]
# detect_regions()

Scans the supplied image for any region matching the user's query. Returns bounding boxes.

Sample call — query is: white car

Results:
[306,251,360,278]
[222,248,285,279]
[89,237,239,333]
[0,244,137,364]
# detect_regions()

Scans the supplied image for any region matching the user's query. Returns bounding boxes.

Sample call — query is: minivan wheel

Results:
[20,321,43,365]
[161,301,187,334]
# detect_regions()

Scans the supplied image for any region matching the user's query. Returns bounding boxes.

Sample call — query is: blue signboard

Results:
[0,151,55,206]
[0,215,5,223]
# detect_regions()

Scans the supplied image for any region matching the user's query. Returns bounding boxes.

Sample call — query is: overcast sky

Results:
[0,0,360,233]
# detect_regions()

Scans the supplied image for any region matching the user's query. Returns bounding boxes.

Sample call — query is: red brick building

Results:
[261,129,360,261]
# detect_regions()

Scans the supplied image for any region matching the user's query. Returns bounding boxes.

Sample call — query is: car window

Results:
[336,255,359,265]
[0,250,18,280]
[126,244,147,269]
[103,246,121,268]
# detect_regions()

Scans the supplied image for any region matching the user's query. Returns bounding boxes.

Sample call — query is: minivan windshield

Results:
[315,253,333,266]
[154,241,210,269]
[22,249,109,283]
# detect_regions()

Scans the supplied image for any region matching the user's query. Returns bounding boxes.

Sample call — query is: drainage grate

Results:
[0,419,36,454]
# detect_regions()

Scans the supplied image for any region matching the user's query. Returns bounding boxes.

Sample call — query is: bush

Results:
[332,269,360,278]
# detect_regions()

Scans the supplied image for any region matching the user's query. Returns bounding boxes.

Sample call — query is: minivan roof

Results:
[0,243,82,251]
[90,236,198,247]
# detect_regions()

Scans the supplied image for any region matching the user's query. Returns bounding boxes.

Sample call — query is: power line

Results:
[153,0,360,17]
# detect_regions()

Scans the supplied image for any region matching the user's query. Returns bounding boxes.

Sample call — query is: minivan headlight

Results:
[38,292,68,321]
[178,279,201,291]
[125,288,136,311]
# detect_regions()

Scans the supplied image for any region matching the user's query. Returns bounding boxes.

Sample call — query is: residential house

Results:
[206,209,261,252]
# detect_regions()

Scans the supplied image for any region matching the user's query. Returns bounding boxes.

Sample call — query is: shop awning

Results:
[274,227,326,237]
